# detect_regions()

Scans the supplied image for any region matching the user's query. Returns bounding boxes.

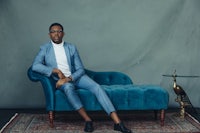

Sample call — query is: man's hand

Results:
[56,77,72,88]
[53,68,65,79]
[52,68,73,88]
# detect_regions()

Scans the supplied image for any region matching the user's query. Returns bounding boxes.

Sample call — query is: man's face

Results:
[49,25,64,44]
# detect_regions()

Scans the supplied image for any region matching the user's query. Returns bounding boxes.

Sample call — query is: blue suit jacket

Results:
[32,41,85,81]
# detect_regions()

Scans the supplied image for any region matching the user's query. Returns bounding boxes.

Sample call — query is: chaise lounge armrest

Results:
[27,67,55,111]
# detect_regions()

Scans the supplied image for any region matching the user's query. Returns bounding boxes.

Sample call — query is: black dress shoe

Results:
[84,121,94,132]
[114,122,132,133]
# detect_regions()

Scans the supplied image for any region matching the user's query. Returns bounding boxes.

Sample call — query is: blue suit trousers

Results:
[60,74,116,115]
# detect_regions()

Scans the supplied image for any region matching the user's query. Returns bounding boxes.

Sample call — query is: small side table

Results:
[163,70,199,118]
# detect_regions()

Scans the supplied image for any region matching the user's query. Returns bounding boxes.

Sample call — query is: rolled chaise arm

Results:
[27,67,55,111]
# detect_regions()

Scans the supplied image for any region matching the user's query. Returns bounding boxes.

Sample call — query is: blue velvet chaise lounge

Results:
[27,67,169,127]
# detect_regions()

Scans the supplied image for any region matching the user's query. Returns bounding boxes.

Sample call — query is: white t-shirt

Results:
[52,41,71,77]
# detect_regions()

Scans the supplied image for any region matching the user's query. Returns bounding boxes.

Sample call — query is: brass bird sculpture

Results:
[172,70,186,101]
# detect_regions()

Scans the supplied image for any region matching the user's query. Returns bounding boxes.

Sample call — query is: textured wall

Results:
[0,0,200,108]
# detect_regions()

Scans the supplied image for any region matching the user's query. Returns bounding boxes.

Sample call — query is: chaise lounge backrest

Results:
[85,69,133,85]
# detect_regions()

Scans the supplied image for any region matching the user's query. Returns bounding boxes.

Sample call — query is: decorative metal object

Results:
[163,70,199,118]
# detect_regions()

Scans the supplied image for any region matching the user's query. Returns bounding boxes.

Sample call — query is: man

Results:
[32,23,132,133]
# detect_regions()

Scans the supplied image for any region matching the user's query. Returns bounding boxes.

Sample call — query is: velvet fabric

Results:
[27,67,169,112]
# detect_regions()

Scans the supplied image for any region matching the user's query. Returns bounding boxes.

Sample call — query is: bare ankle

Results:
[110,112,121,124]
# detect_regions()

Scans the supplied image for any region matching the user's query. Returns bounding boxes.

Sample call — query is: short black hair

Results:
[49,23,64,32]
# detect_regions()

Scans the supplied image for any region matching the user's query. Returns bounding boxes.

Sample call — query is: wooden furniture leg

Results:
[160,109,165,126]
[49,111,55,128]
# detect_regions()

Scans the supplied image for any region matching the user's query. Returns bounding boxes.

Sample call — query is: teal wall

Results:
[0,0,200,108]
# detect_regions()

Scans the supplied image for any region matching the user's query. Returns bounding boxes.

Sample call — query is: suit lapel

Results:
[63,42,72,71]
[48,42,58,68]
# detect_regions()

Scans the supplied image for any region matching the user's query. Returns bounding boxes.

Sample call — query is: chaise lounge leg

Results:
[160,109,165,126]
[49,111,54,128]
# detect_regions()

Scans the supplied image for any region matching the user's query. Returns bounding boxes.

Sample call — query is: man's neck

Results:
[51,40,64,46]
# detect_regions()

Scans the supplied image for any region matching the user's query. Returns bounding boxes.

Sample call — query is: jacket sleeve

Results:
[32,45,54,77]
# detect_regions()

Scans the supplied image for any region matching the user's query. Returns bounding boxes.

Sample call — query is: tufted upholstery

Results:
[27,67,169,127]
[85,69,133,85]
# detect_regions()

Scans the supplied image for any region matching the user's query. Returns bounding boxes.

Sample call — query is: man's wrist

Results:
[52,68,58,73]
[68,76,72,81]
